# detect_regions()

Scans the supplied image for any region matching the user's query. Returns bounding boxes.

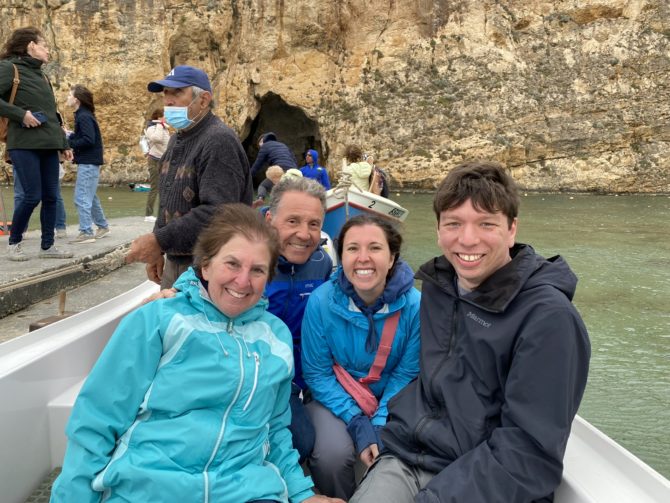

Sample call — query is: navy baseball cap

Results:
[147,65,212,92]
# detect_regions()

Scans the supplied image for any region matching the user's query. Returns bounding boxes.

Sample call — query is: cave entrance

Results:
[242,92,326,186]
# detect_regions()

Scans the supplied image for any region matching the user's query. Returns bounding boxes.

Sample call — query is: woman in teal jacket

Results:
[51,204,343,503]
[0,27,72,261]
[301,214,421,500]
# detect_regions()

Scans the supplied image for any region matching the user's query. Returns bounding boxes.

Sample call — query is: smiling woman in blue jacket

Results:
[301,214,421,500]
[51,204,344,503]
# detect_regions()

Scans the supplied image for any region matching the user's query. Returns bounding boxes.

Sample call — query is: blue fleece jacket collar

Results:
[337,259,414,351]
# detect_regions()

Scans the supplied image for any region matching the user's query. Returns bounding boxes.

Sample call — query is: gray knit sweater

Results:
[154,111,252,264]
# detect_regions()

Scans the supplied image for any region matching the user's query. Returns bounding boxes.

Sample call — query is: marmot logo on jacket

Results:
[466,311,491,328]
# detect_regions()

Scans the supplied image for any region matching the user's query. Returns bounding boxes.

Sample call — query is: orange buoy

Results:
[0,221,11,235]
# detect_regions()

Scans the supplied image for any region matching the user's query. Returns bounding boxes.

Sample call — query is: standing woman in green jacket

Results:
[0,27,73,261]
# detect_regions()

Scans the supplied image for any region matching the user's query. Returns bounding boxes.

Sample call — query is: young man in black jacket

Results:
[350,161,591,503]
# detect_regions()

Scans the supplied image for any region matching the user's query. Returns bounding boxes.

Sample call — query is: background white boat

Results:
[1,281,669,502]
[323,185,409,241]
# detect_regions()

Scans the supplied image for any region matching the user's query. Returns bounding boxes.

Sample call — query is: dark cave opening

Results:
[242,92,326,187]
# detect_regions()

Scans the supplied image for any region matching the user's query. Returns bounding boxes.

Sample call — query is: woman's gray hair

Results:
[268,177,327,215]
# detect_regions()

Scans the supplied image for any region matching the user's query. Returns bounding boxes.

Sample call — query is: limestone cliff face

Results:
[1,0,669,192]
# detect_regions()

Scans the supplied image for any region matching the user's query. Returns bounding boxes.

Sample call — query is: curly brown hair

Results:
[344,144,363,163]
[1,27,43,60]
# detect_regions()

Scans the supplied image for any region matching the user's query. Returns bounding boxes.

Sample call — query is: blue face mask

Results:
[163,106,193,130]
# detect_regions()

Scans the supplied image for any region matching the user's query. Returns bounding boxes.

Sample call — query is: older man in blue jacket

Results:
[263,176,333,462]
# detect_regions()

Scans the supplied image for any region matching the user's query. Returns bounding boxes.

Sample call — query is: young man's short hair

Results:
[433,160,519,227]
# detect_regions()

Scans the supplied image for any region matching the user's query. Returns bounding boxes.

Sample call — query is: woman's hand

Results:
[359,443,379,467]
[22,110,41,127]
[304,496,347,503]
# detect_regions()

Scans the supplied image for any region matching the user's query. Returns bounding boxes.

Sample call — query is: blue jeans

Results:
[289,383,315,463]
[14,169,66,231]
[55,186,66,230]
[74,164,108,234]
[8,149,60,249]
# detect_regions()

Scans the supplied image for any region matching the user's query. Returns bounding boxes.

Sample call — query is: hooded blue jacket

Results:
[382,244,590,503]
[265,247,333,389]
[301,260,421,426]
[300,149,331,189]
[51,268,314,503]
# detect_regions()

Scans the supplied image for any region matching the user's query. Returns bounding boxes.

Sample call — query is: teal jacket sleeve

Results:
[49,304,164,503]
[264,318,315,503]
[301,289,363,424]
[371,289,421,426]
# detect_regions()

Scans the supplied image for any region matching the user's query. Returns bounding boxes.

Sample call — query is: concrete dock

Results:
[0,216,154,343]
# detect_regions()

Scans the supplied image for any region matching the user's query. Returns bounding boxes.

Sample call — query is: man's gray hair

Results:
[192,85,214,109]
[268,176,327,215]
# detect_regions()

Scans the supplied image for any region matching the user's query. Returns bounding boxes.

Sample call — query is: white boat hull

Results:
[0,281,159,503]
[1,280,668,502]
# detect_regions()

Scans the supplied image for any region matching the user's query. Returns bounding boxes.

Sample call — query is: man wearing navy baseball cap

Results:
[146,65,212,93]
[127,65,253,288]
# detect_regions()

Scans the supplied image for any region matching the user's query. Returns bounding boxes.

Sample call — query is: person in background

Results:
[143,108,170,223]
[66,84,110,244]
[281,167,303,181]
[126,65,253,288]
[0,26,73,261]
[301,214,420,500]
[250,132,297,178]
[50,203,344,503]
[342,145,372,192]
[349,161,591,503]
[364,153,389,198]
[253,164,284,209]
[300,149,331,189]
